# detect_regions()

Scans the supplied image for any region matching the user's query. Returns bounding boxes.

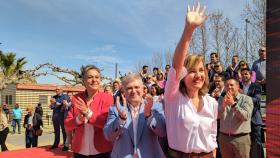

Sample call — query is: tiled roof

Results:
[16,83,85,92]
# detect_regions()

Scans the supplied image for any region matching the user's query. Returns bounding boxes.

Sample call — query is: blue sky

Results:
[0,0,247,84]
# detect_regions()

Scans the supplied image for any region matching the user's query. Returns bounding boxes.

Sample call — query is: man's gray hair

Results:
[121,73,143,87]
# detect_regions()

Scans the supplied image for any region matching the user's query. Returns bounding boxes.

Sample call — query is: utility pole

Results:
[115,63,118,79]
[245,18,250,62]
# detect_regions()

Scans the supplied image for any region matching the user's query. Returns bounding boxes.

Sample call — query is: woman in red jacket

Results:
[65,65,114,158]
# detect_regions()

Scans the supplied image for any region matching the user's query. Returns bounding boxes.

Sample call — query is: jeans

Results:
[12,119,21,133]
[26,130,38,148]
[250,124,265,158]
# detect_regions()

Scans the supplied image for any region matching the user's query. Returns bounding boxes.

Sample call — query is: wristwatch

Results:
[83,110,90,116]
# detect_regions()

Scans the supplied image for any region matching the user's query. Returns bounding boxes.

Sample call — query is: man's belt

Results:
[220,132,249,137]
[168,148,213,158]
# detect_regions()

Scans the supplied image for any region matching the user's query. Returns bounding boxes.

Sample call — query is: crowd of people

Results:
[0,102,45,150]
[0,3,266,158]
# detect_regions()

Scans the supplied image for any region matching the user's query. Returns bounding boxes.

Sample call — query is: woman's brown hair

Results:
[179,54,209,96]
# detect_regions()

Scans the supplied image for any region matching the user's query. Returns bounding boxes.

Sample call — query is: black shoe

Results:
[62,146,69,151]
[49,145,58,149]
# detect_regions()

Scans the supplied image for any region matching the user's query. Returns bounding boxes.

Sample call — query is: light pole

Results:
[245,18,250,62]
[115,63,118,79]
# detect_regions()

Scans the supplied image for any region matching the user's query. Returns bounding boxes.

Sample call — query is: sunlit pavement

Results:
[6,126,56,151]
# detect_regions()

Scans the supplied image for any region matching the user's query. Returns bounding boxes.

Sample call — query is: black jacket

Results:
[35,106,43,117]
[240,82,263,126]
[24,113,43,133]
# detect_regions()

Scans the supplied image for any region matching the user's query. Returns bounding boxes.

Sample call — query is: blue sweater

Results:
[12,108,22,119]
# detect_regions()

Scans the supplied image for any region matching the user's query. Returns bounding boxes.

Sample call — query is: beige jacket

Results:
[0,113,8,131]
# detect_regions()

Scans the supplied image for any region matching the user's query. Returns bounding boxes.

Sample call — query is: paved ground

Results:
[6,125,57,150]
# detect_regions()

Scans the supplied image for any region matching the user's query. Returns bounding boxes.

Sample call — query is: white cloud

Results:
[90,44,118,54]
[74,54,120,64]
[69,44,122,67]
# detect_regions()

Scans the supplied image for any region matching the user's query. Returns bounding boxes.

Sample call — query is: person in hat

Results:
[24,107,43,148]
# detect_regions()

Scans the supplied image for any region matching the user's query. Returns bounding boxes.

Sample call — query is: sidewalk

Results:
[6,125,56,150]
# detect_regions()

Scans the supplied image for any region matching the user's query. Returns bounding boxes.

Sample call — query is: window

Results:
[5,95,12,105]
[39,95,48,105]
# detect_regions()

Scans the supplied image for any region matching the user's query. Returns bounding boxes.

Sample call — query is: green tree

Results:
[0,50,35,89]
[0,51,26,76]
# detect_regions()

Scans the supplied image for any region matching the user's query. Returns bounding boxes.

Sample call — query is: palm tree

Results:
[0,52,26,75]
[0,51,31,90]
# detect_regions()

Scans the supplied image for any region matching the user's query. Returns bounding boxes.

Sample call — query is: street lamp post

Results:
[245,18,250,62]
[115,63,118,79]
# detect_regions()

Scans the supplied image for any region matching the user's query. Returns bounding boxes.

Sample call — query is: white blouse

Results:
[164,67,218,153]
[75,110,100,156]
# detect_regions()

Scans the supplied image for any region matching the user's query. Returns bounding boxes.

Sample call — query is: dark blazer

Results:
[241,82,263,126]
[226,66,239,79]
[23,113,43,133]
[50,94,68,114]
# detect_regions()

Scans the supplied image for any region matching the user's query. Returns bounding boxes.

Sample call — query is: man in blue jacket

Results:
[49,86,68,151]
[103,73,166,158]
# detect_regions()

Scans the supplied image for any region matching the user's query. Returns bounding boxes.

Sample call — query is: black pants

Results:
[0,127,9,151]
[73,152,110,158]
[159,136,169,155]
[52,113,66,147]
[26,131,38,148]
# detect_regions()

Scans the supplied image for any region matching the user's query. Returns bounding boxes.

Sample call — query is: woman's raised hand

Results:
[186,3,207,29]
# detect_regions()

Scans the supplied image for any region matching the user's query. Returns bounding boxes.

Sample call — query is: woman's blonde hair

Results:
[26,106,34,112]
[179,54,209,96]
